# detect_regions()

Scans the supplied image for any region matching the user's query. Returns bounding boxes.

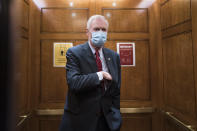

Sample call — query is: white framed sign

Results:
[117,42,135,66]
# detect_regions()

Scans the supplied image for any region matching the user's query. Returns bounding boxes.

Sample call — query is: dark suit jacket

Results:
[59,42,122,131]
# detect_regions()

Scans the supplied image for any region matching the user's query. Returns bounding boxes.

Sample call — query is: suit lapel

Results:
[82,42,98,73]
[82,43,115,79]
[103,48,113,75]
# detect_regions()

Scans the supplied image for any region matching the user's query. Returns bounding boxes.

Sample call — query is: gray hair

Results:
[87,15,109,30]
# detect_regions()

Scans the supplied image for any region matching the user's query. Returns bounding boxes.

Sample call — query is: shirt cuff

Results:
[97,72,103,81]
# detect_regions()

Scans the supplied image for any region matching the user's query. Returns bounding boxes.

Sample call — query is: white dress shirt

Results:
[88,41,109,81]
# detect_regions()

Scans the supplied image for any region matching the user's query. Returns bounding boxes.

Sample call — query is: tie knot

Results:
[95,50,100,57]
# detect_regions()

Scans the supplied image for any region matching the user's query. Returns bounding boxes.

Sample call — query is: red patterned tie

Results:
[95,50,105,92]
[95,50,102,71]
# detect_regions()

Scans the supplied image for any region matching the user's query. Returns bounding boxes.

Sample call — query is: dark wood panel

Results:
[163,32,196,118]
[24,0,29,5]
[121,114,152,131]
[103,9,148,33]
[191,0,197,120]
[17,38,29,115]
[161,0,191,30]
[163,116,189,131]
[21,27,29,39]
[149,0,163,107]
[37,114,152,131]
[41,8,88,33]
[21,0,29,30]
[40,119,61,131]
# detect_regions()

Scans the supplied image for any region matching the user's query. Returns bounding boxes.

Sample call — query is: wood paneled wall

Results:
[17,0,30,115]
[14,0,197,130]
[41,8,88,33]
[26,0,160,131]
[14,0,43,130]
[14,0,33,130]
[160,0,197,130]
[103,9,148,32]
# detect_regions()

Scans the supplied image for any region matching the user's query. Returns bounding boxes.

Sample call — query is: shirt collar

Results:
[88,41,103,55]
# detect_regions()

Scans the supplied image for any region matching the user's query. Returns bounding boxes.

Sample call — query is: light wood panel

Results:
[96,0,156,9]
[40,33,149,40]
[161,0,191,30]
[40,40,68,103]
[35,0,92,8]
[41,8,88,33]
[162,20,192,39]
[122,41,150,100]
[163,32,196,119]
[40,40,86,106]
[160,0,168,5]
[105,40,150,101]
[103,9,148,32]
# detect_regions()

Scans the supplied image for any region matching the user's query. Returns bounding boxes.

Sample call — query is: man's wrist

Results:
[96,72,103,81]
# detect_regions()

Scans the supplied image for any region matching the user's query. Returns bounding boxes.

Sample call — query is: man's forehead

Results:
[91,18,107,28]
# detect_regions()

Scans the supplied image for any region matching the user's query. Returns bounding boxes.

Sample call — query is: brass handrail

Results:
[120,107,155,113]
[165,111,196,131]
[36,107,155,115]
[16,114,30,127]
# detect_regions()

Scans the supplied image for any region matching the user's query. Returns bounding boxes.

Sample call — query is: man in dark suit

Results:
[59,15,122,131]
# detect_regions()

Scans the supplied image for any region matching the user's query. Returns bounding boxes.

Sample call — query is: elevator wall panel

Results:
[41,8,88,33]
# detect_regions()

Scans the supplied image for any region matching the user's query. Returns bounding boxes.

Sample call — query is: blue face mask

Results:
[91,31,107,47]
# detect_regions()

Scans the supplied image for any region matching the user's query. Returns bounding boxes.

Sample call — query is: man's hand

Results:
[100,71,112,80]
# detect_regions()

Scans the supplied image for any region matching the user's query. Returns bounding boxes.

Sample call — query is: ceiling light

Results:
[69,2,73,7]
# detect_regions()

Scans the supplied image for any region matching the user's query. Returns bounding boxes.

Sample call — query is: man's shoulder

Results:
[104,47,118,56]
[68,42,87,53]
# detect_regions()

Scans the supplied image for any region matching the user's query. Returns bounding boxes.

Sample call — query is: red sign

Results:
[117,43,135,66]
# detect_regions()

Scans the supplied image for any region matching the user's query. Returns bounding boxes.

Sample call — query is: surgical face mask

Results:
[91,31,107,48]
